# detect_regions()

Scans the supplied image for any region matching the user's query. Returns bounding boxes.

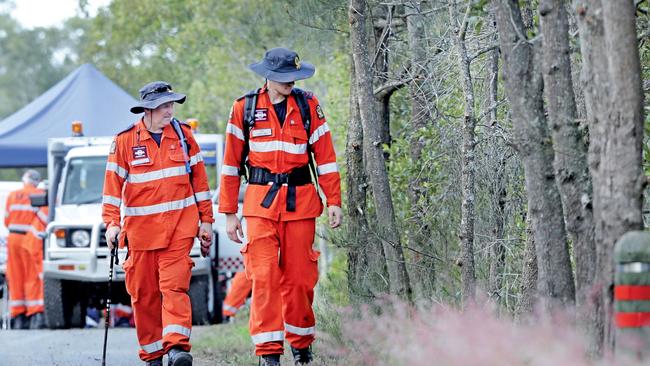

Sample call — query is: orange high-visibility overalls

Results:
[102,119,213,362]
[5,184,43,319]
[219,86,341,356]
[222,271,252,318]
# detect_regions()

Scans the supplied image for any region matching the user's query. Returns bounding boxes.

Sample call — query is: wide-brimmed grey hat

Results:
[249,48,315,83]
[130,81,186,114]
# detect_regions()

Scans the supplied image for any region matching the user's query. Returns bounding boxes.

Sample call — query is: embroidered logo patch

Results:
[132,146,148,160]
[109,140,117,154]
[316,105,325,120]
[254,108,268,121]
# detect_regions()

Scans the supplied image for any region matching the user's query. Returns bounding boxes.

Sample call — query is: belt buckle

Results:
[274,173,289,185]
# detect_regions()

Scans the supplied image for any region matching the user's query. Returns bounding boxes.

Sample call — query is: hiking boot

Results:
[30,312,46,329]
[290,346,312,365]
[259,354,281,366]
[10,314,28,330]
[145,357,163,366]
[167,348,192,366]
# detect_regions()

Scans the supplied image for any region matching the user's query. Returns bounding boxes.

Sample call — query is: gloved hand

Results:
[105,225,121,250]
[199,222,212,257]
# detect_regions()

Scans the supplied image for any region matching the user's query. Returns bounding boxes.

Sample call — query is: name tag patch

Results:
[251,128,273,138]
[131,146,150,165]
[254,108,268,121]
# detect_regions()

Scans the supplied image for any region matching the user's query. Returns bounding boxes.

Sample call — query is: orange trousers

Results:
[6,233,43,318]
[222,270,252,317]
[242,217,320,356]
[122,238,194,362]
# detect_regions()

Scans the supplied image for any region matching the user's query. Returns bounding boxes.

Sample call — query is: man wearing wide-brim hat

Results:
[103,81,214,366]
[219,47,343,365]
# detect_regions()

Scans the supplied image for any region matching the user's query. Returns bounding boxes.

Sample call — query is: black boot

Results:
[145,357,163,366]
[30,312,46,329]
[290,346,312,365]
[10,314,28,330]
[167,347,192,366]
[259,354,281,366]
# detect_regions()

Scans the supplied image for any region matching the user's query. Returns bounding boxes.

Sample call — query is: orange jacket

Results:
[102,119,214,251]
[4,185,42,239]
[219,86,341,221]
[25,205,48,255]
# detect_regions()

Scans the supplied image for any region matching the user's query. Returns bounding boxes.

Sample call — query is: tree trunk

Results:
[538,0,596,336]
[494,0,575,308]
[518,211,538,315]
[346,58,388,301]
[349,0,412,302]
[575,0,645,352]
[449,2,477,302]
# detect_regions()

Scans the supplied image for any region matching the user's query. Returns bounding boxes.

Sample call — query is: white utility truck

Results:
[36,124,243,329]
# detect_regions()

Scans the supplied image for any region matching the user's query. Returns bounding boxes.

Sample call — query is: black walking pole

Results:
[102,240,119,366]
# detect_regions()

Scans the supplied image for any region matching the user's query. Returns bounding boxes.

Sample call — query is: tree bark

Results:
[518,210,538,315]
[449,2,477,302]
[494,0,575,308]
[349,0,412,302]
[538,0,596,333]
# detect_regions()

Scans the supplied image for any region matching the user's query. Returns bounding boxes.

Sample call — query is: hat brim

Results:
[248,61,315,83]
[130,92,186,114]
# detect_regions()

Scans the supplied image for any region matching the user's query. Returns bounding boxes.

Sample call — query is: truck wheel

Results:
[189,275,210,325]
[44,278,66,329]
[68,301,86,328]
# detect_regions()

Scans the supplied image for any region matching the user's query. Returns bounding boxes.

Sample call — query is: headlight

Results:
[70,230,90,247]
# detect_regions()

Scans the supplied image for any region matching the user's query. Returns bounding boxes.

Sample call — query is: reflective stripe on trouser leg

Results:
[7,235,29,317]
[244,217,285,356]
[159,238,194,353]
[124,248,164,361]
[280,219,318,349]
[222,271,252,317]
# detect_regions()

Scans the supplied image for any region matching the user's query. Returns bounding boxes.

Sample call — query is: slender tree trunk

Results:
[538,0,596,337]
[449,2,477,301]
[575,0,645,352]
[372,5,393,157]
[494,0,575,308]
[518,211,538,315]
[349,0,412,302]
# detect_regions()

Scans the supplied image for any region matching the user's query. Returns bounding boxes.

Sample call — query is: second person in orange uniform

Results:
[219,48,343,366]
[102,81,213,366]
[222,270,252,319]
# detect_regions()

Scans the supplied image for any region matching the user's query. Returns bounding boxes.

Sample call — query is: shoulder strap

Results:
[240,89,261,178]
[171,118,192,174]
[291,88,319,188]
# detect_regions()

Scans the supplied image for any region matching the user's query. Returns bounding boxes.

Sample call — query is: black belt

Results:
[248,165,311,212]
[9,229,27,235]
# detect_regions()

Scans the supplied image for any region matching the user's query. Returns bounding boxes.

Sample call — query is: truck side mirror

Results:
[30,192,48,207]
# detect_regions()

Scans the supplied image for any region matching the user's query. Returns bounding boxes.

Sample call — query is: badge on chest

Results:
[131,146,150,165]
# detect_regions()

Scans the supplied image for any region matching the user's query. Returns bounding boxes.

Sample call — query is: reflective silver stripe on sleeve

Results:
[162,324,192,337]
[124,196,196,217]
[221,165,240,176]
[316,162,338,176]
[249,140,306,155]
[37,210,48,223]
[106,162,128,179]
[223,304,239,314]
[617,262,650,273]
[284,323,315,336]
[194,191,211,202]
[127,166,187,184]
[9,204,37,212]
[102,195,122,207]
[226,123,245,141]
[8,224,32,232]
[190,153,204,166]
[141,340,164,354]
[308,122,330,145]
[251,331,285,345]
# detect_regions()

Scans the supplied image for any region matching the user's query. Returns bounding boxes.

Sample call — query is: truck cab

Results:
[40,129,242,329]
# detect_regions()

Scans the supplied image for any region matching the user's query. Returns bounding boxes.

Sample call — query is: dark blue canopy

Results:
[0,64,137,167]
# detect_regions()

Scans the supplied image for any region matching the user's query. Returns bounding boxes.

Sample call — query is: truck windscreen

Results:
[62,157,107,205]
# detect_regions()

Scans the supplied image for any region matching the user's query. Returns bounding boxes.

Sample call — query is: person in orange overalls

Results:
[22,202,48,329]
[5,169,44,330]
[219,48,342,366]
[222,271,252,320]
[103,81,213,366]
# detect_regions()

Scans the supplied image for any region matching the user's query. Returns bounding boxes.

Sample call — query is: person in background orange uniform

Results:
[219,48,343,366]
[102,81,213,366]
[222,271,252,320]
[5,170,44,329]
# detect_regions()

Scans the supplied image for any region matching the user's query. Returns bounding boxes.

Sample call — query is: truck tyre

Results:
[189,275,210,325]
[44,278,66,329]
